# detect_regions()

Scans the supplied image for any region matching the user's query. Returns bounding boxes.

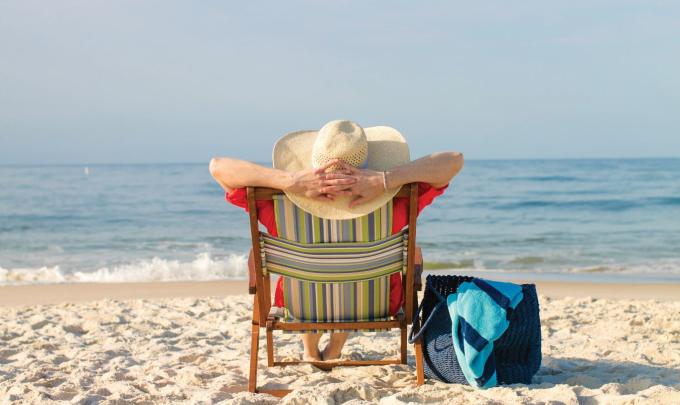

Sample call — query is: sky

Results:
[1,1,679,164]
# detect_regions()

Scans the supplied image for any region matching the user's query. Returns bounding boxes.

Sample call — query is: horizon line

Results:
[1,156,679,168]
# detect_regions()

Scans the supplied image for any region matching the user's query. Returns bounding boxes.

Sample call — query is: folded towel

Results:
[446,278,524,388]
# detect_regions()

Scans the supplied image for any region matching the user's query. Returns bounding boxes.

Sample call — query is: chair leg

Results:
[248,322,260,392]
[266,328,274,367]
[414,338,425,386]
[400,325,407,365]
[248,296,262,393]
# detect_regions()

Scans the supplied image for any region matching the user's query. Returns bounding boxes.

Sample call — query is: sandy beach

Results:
[1,280,678,404]
[4,0,680,402]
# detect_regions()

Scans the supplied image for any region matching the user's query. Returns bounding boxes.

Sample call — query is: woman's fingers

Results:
[323,172,354,180]
[313,192,334,201]
[323,177,356,186]
[320,184,353,194]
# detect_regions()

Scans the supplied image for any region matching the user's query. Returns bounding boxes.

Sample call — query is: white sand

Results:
[1,293,679,404]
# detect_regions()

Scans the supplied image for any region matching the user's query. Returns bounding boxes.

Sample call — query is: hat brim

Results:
[272,126,410,220]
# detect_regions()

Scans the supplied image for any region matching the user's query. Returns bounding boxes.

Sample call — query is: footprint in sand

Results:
[34,377,67,388]
[179,353,207,364]
[113,370,136,381]
[153,330,180,339]
[51,354,70,365]
[52,384,79,401]
[0,331,24,341]
[62,324,88,335]
[0,349,20,364]
[31,320,51,330]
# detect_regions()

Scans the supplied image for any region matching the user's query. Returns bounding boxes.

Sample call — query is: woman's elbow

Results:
[210,157,234,183]
[209,157,222,178]
[452,152,464,172]
[209,157,236,191]
[443,151,464,177]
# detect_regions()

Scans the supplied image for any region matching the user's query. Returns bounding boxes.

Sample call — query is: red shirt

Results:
[226,182,448,315]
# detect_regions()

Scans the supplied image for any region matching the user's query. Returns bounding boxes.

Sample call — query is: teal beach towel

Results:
[446,278,524,388]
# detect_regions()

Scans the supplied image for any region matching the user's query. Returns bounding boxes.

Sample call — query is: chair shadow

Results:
[532,356,679,392]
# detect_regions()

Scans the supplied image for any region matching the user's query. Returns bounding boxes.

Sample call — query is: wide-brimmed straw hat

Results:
[273,120,410,220]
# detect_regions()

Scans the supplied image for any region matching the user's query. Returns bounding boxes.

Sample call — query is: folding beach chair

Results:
[245,184,425,396]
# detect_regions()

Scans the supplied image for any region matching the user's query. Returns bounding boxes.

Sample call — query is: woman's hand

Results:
[328,161,386,208]
[285,160,357,201]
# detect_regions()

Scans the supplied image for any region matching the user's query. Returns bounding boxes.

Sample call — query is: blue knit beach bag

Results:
[408,275,542,385]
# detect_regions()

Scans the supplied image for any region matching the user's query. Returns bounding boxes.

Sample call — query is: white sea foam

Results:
[0,265,68,284]
[566,258,680,276]
[0,253,248,286]
[3,253,680,286]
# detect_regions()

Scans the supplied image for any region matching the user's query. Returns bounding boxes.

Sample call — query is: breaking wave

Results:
[0,253,248,286]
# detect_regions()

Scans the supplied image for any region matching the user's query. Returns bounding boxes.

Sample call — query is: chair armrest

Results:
[414,245,423,291]
[248,248,257,294]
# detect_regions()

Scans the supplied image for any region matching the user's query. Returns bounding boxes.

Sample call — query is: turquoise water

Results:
[1,159,679,285]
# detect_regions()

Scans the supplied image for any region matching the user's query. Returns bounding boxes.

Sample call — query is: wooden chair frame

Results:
[246,183,425,397]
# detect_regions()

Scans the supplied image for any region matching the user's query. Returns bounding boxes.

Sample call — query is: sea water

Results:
[1,159,679,285]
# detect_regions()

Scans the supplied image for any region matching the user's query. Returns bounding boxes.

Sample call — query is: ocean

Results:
[1,158,679,285]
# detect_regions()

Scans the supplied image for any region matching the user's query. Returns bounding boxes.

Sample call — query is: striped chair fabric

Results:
[260,231,407,282]
[261,194,407,325]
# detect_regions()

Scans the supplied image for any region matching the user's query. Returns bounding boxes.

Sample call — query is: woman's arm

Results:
[329,152,464,207]
[208,157,356,201]
[385,151,464,189]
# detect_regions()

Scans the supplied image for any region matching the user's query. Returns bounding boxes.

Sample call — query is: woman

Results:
[210,120,463,362]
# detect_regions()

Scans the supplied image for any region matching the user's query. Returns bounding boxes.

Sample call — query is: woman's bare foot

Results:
[301,333,323,362]
[321,332,349,361]
[303,352,322,362]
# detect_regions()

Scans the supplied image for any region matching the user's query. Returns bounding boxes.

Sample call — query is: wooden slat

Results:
[273,359,402,367]
[263,273,272,318]
[270,320,401,331]
[253,185,411,201]
[414,246,423,291]
[404,183,418,325]
[247,187,268,325]
[395,185,411,198]
[248,299,260,393]
[247,249,256,294]
[266,329,274,367]
[255,389,292,398]
[414,338,425,386]
[400,323,407,364]
[413,289,419,331]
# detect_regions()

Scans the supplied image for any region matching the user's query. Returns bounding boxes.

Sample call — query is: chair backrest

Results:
[261,194,407,322]
[261,230,407,283]
[264,237,402,322]
[272,193,393,243]
[247,184,419,326]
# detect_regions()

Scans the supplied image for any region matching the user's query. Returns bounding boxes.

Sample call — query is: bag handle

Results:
[407,284,448,344]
